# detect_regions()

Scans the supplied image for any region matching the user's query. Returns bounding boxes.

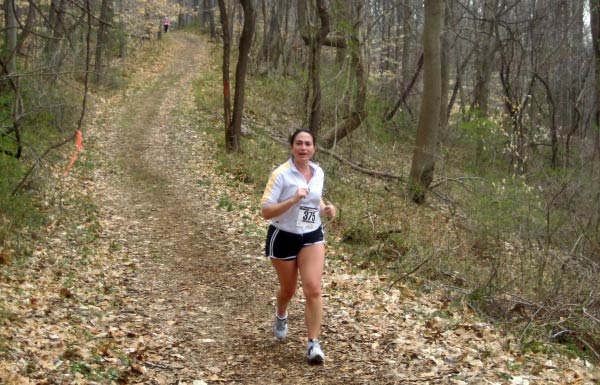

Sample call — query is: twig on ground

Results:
[388,257,430,289]
[575,335,600,362]
[518,304,546,348]
[584,308,600,325]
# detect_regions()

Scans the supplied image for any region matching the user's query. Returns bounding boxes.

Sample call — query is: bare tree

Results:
[591,0,600,142]
[321,0,367,148]
[203,0,217,38]
[217,0,232,133]
[439,1,451,135]
[401,0,415,92]
[227,0,256,152]
[260,0,288,71]
[1,0,22,158]
[94,0,112,84]
[470,0,500,116]
[42,0,67,70]
[407,0,444,204]
[297,0,331,136]
[4,0,18,75]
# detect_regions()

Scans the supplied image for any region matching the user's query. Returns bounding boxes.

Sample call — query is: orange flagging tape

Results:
[64,130,83,176]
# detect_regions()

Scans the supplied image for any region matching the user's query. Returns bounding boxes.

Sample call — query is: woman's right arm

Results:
[260,188,308,219]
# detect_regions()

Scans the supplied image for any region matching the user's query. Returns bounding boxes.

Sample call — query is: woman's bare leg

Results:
[297,244,325,340]
[270,258,298,317]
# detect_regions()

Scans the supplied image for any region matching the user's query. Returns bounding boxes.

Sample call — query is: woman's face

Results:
[291,132,315,162]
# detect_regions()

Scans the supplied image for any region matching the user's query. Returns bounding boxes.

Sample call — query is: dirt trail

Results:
[90,33,598,385]
[93,33,359,384]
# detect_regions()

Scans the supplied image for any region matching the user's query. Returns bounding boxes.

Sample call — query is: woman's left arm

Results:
[320,199,336,219]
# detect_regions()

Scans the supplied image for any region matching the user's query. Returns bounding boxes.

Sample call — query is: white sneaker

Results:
[306,339,324,364]
[273,312,288,339]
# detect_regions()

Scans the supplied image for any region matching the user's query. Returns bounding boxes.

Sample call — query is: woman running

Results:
[260,128,336,364]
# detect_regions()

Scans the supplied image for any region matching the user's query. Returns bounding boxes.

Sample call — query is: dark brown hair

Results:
[289,128,316,146]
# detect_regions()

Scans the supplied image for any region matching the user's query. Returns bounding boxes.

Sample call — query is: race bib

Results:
[297,206,318,228]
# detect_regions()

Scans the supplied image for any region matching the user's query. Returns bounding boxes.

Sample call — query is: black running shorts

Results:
[265,225,324,260]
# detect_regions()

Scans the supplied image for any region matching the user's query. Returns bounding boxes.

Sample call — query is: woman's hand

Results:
[261,188,309,219]
[321,202,336,219]
[293,188,309,203]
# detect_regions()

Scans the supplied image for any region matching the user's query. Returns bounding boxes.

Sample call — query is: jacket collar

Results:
[288,157,317,175]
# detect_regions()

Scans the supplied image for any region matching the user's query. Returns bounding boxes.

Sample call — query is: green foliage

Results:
[218,194,234,211]
[465,177,544,241]
[250,76,300,125]
[456,110,505,174]
[0,159,45,246]
[0,78,92,265]
[341,222,376,245]
[0,92,13,125]
[68,358,123,382]
[362,97,415,146]
[0,110,75,250]
[70,360,93,375]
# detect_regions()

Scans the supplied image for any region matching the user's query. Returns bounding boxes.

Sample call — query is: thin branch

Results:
[575,335,600,362]
[429,176,483,191]
[384,53,423,122]
[12,0,92,195]
[388,257,431,289]
[318,146,404,181]
[268,132,404,181]
[12,132,76,194]
[518,304,546,347]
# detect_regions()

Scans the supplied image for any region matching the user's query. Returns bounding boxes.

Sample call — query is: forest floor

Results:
[1,32,600,385]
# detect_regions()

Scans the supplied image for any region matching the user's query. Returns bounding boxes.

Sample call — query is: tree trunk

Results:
[116,0,127,57]
[5,0,18,75]
[439,1,450,141]
[335,0,350,67]
[536,74,559,168]
[308,33,324,135]
[381,0,390,72]
[321,1,367,148]
[227,0,255,152]
[282,0,293,76]
[94,0,111,84]
[400,0,413,91]
[471,0,498,116]
[16,1,36,64]
[265,0,287,70]
[206,0,217,38]
[228,1,237,40]
[333,0,351,115]
[2,0,22,158]
[260,0,269,65]
[297,0,330,136]
[591,0,600,137]
[407,0,444,204]
[217,0,232,135]
[43,0,66,68]
[202,0,209,29]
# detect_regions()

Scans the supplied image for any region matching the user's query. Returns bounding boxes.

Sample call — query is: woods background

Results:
[2,0,600,362]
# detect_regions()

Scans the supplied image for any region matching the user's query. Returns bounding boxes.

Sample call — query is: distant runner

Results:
[260,128,336,365]
[163,16,170,33]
